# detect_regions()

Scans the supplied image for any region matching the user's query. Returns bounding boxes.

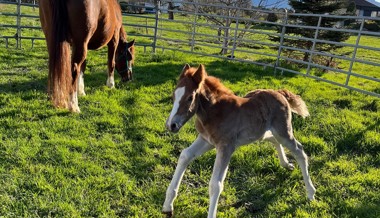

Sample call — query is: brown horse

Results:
[163,64,316,218]
[39,0,135,113]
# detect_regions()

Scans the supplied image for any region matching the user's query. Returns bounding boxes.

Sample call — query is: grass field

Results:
[1,44,380,217]
[1,3,380,218]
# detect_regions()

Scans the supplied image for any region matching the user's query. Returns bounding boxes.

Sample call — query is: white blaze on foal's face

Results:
[166,86,186,129]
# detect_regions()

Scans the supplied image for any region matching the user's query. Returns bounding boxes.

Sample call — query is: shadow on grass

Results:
[0,76,46,94]
[335,119,380,157]
[83,59,303,93]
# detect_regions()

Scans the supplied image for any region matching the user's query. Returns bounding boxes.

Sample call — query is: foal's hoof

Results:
[287,163,295,171]
[162,211,173,218]
[308,193,316,201]
[307,188,316,201]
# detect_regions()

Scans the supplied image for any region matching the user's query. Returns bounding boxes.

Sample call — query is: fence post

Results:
[274,9,288,74]
[190,3,198,52]
[152,0,160,53]
[306,15,322,75]
[345,17,364,86]
[230,4,240,59]
[16,0,22,48]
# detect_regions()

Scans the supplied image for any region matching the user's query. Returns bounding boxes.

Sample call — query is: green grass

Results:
[0,44,379,217]
[1,3,380,218]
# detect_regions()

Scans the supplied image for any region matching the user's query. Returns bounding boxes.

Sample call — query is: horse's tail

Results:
[47,0,71,108]
[277,89,310,118]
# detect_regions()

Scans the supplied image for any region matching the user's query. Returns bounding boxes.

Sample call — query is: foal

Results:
[163,64,316,218]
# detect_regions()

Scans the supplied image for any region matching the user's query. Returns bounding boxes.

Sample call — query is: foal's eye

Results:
[187,95,193,102]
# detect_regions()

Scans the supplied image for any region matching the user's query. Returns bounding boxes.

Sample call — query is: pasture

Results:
[1,3,380,218]
[1,45,379,217]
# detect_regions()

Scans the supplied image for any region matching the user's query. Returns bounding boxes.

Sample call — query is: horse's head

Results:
[166,64,206,133]
[116,39,135,82]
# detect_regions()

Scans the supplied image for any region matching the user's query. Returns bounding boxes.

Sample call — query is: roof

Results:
[354,0,380,8]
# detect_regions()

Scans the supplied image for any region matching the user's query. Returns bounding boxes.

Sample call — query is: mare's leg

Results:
[208,145,235,218]
[106,41,117,88]
[78,59,87,96]
[163,135,213,216]
[70,45,88,113]
[272,126,316,200]
[266,137,294,170]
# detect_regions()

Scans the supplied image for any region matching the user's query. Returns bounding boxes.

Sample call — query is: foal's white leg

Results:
[106,74,115,88]
[266,137,294,170]
[163,135,213,215]
[275,136,316,200]
[208,146,234,218]
[293,139,316,200]
[77,71,86,96]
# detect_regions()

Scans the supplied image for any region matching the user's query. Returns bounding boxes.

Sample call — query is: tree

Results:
[184,0,287,55]
[267,12,279,23]
[274,0,356,62]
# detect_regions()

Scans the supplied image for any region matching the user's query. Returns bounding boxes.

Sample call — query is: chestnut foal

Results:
[163,64,316,218]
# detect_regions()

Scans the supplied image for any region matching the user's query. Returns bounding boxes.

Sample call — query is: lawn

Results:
[0,42,379,217]
[1,3,380,218]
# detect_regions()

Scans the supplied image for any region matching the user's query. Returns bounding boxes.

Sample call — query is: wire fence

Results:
[1,0,379,97]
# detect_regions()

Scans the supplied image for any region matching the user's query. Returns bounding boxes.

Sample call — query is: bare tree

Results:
[184,0,287,55]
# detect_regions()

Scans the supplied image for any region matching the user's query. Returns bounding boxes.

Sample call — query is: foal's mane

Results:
[201,76,234,104]
[183,66,234,104]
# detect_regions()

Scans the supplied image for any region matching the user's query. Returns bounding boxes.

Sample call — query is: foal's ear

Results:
[193,64,206,84]
[180,64,191,78]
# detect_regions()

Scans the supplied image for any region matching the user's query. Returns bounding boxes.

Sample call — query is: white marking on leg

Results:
[106,74,115,88]
[275,143,294,170]
[266,136,294,170]
[69,91,80,113]
[163,136,213,213]
[272,131,316,200]
[208,146,234,218]
[166,86,185,128]
[294,140,316,200]
[78,71,86,96]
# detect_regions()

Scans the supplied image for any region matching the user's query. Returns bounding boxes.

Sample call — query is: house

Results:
[354,0,380,17]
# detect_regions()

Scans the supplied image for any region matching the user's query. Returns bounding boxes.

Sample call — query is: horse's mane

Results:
[201,76,234,103]
[129,43,135,64]
[183,67,233,103]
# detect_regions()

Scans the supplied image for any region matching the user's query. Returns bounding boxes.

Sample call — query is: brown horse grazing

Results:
[163,64,316,218]
[39,0,135,113]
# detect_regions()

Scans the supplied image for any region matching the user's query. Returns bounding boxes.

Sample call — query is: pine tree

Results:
[276,0,356,62]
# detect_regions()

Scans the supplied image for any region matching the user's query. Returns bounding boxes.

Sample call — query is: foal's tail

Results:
[44,0,71,108]
[278,89,310,118]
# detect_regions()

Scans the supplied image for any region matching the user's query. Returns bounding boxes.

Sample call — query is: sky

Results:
[252,0,289,8]
[369,0,380,7]
[257,0,380,9]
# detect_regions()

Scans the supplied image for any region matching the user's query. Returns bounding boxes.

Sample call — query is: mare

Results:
[39,0,135,113]
[163,64,316,218]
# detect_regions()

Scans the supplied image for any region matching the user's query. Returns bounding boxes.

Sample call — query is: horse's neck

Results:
[195,93,211,121]
[195,86,226,121]
[195,79,238,122]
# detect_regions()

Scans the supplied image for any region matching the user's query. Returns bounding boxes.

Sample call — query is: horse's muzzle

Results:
[168,122,180,133]
[166,117,182,133]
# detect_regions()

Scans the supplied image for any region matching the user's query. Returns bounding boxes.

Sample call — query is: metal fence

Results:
[1,0,379,97]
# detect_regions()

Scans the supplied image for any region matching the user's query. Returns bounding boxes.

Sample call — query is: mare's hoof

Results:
[162,211,173,218]
[69,106,81,113]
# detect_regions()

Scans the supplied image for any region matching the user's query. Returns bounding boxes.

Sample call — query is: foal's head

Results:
[116,39,135,82]
[166,64,206,133]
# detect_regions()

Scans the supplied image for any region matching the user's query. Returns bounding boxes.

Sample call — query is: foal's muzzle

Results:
[166,116,183,133]
[167,122,180,133]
